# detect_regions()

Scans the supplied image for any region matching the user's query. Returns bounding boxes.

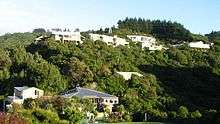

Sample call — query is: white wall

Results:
[89,34,128,46]
[116,72,143,80]
[52,31,81,42]
[22,87,44,99]
[127,35,166,50]
[189,41,211,49]
[102,97,119,112]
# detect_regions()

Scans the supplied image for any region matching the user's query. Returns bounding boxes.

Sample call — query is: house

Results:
[189,41,213,49]
[4,87,44,110]
[89,34,129,46]
[34,35,50,44]
[51,29,82,43]
[61,87,118,112]
[127,35,166,50]
[116,72,143,80]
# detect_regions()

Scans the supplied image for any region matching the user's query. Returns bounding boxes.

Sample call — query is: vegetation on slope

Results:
[0,18,220,123]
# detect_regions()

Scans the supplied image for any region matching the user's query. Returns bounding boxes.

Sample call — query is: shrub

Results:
[23,98,36,109]
[32,109,60,123]
[0,112,26,124]
[178,106,189,119]
[62,107,84,124]
[190,110,202,119]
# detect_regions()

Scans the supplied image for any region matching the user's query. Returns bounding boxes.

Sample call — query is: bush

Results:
[62,107,84,124]
[23,98,36,109]
[178,106,189,119]
[0,112,26,124]
[32,109,60,123]
[168,111,177,119]
[190,110,202,119]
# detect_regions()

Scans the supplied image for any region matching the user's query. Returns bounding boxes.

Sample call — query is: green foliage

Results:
[62,57,94,86]
[178,106,189,119]
[1,27,220,123]
[190,110,202,119]
[191,33,209,42]
[62,107,84,124]
[206,31,220,43]
[32,108,60,123]
[10,47,68,94]
[33,28,46,34]
[12,97,92,124]
[0,33,36,48]
[116,17,192,42]
[23,98,36,109]
[0,112,27,124]
[25,36,220,122]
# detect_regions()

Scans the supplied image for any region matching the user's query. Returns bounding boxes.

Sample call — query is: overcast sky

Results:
[0,0,220,35]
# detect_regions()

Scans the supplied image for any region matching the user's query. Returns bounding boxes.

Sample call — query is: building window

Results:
[110,100,113,103]
[114,100,117,103]
[35,90,39,96]
[105,100,108,103]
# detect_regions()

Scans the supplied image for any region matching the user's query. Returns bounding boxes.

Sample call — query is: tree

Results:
[116,17,192,42]
[176,51,188,65]
[33,28,46,34]
[62,57,93,86]
[63,107,84,124]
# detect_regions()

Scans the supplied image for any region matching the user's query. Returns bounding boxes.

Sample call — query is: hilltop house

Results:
[127,35,166,50]
[116,72,143,80]
[61,87,118,112]
[189,41,213,49]
[51,29,82,43]
[34,35,50,44]
[89,34,129,46]
[4,87,44,110]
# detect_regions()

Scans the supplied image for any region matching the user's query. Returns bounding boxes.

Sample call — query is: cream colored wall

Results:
[53,32,81,42]
[189,41,210,49]
[102,97,118,113]
[22,87,44,99]
[116,72,143,80]
[89,34,128,46]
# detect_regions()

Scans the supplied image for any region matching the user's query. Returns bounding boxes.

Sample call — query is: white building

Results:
[89,34,129,46]
[127,35,166,50]
[51,29,82,43]
[4,87,44,109]
[189,41,213,49]
[61,87,118,112]
[116,72,143,80]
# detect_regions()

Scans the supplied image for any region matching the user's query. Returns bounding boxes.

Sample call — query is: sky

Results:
[0,0,220,35]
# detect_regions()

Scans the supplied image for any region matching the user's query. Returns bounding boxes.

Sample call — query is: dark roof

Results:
[61,87,117,98]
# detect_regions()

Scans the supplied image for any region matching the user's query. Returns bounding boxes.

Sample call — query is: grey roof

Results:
[61,87,117,98]
[14,86,29,91]
[7,96,22,100]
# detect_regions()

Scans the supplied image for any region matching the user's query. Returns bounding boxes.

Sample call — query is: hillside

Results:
[0,32,37,48]
[0,19,220,123]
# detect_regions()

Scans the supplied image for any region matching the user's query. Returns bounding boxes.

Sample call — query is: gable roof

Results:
[61,87,117,98]
[14,86,29,91]
[14,86,43,92]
